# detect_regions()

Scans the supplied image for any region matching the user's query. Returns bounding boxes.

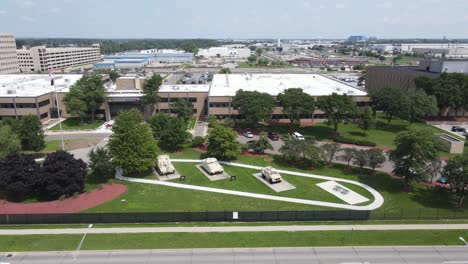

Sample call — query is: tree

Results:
[255,48,263,56]
[149,113,170,140]
[303,142,326,168]
[322,143,341,164]
[88,147,115,180]
[370,86,409,124]
[389,127,441,186]
[0,125,21,159]
[277,88,315,126]
[316,93,359,135]
[109,109,159,173]
[109,71,120,82]
[207,125,240,160]
[219,68,231,74]
[353,149,368,173]
[171,99,193,122]
[378,55,386,62]
[0,153,40,200]
[443,155,468,207]
[279,138,306,162]
[339,148,356,166]
[407,90,439,124]
[63,87,87,122]
[232,90,276,127]
[141,74,163,120]
[17,115,45,152]
[158,116,190,151]
[64,74,106,122]
[181,42,199,54]
[248,137,273,154]
[280,138,325,167]
[366,149,386,173]
[247,54,257,64]
[360,106,373,135]
[38,151,87,200]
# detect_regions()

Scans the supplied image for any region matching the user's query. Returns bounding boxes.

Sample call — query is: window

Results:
[0,103,14,108]
[38,99,50,108]
[39,112,48,119]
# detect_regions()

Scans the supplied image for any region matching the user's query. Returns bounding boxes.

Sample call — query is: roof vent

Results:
[7,89,16,94]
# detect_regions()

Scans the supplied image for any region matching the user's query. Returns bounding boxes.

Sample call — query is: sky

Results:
[1,0,468,39]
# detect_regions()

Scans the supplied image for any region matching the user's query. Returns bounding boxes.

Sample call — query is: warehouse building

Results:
[17,45,101,72]
[0,32,20,74]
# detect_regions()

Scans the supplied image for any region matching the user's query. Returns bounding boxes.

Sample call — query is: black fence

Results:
[0,210,370,225]
[370,208,468,220]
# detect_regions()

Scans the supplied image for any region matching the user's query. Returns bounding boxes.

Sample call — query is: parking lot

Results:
[431,123,468,138]
[237,132,283,154]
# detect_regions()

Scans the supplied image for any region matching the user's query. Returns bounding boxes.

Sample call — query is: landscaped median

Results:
[1,229,468,251]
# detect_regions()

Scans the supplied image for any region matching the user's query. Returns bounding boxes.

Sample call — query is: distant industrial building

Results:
[17,45,101,72]
[0,32,20,74]
[366,59,468,92]
[348,36,369,42]
[198,47,251,58]
[94,52,193,70]
[154,53,193,63]
[287,58,368,67]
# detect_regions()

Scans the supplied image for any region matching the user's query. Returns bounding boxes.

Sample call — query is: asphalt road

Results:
[1,246,468,264]
[45,132,111,141]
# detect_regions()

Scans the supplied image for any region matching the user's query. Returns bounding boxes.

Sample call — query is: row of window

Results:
[0,99,51,109]
[160,98,197,103]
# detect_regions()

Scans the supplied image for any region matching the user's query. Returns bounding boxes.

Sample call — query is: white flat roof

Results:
[159,84,210,93]
[209,74,367,97]
[0,74,82,97]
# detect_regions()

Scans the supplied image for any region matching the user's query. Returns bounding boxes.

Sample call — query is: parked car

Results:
[291,132,305,140]
[451,126,466,132]
[105,123,113,129]
[436,176,448,184]
[261,166,282,184]
[268,132,279,141]
[201,158,224,175]
[243,131,254,138]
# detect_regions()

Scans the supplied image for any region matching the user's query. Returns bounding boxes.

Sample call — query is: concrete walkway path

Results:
[2,224,468,235]
[116,159,384,211]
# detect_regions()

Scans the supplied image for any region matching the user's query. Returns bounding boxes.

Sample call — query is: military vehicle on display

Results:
[156,155,176,175]
[201,158,224,175]
[261,166,282,184]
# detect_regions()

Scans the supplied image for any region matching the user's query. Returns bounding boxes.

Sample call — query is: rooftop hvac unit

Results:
[7,89,17,94]
[347,90,355,94]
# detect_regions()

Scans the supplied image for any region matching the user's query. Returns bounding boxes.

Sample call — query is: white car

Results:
[292,132,305,140]
[243,131,254,138]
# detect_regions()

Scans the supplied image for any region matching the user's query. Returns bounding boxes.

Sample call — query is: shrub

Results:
[333,136,376,147]
[192,136,206,147]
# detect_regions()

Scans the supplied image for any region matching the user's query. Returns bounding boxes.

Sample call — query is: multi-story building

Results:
[17,45,101,72]
[0,32,20,74]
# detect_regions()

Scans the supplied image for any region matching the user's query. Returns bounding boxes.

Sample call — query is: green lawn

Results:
[264,113,464,149]
[1,230,468,251]
[49,118,104,131]
[87,148,468,218]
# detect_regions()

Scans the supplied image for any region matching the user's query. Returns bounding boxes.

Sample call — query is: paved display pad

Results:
[155,169,181,181]
[252,173,296,192]
[316,181,369,205]
[196,164,231,181]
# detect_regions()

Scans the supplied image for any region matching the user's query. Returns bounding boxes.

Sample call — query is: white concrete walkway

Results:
[116,159,384,211]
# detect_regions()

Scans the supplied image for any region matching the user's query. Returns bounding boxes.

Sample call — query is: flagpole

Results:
[51,72,65,151]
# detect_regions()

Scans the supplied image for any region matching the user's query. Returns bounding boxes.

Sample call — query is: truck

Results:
[201,158,224,175]
[261,166,282,184]
[156,155,175,175]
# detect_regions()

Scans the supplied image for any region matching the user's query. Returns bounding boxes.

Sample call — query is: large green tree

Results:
[0,125,21,159]
[389,128,441,186]
[158,115,190,151]
[63,85,87,122]
[370,86,409,124]
[248,137,273,154]
[316,93,359,135]
[64,74,106,122]
[443,155,468,207]
[407,90,439,124]
[141,74,163,120]
[17,115,45,152]
[277,88,315,126]
[108,109,159,173]
[280,138,325,167]
[232,90,276,127]
[207,125,240,161]
[360,106,373,135]
[171,99,193,122]
[88,147,115,181]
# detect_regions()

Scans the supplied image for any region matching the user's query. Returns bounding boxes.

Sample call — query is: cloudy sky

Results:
[1,0,468,39]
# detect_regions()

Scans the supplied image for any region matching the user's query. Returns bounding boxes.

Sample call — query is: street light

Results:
[73,224,93,264]
[459,236,468,246]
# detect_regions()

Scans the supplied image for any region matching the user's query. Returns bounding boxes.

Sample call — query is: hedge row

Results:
[333,136,377,147]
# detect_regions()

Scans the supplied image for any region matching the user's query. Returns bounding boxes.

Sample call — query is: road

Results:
[45,132,111,141]
[1,246,467,263]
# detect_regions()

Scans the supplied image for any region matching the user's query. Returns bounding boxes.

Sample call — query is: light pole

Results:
[459,236,468,246]
[73,224,93,264]
[50,72,65,151]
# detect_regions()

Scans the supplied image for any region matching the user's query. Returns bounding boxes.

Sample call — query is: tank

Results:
[201,157,224,175]
[157,155,175,175]
[261,166,282,184]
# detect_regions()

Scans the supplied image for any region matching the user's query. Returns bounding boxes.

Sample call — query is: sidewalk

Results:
[2,224,468,235]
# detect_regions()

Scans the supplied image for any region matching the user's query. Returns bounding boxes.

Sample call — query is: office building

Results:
[17,45,101,72]
[0,32,20,74]
[198,47,251,58]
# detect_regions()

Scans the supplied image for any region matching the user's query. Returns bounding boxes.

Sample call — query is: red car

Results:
[268,132,280,141]
[105,123,113,129]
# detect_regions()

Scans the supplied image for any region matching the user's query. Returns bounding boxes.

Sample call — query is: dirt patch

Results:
[264,157,274,162]
[65,139,103,150]
[193,147,207,153]
[0,183,127,214]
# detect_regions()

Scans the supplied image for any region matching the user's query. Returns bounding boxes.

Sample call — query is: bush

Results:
[88,147,115,181]
[333,136,377,147]
[192,136,206,147]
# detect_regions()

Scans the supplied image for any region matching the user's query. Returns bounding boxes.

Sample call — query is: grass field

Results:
[49,117,104,131]
[86,148,468,218]
[1,230,468,251]
[264,113,464,149]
